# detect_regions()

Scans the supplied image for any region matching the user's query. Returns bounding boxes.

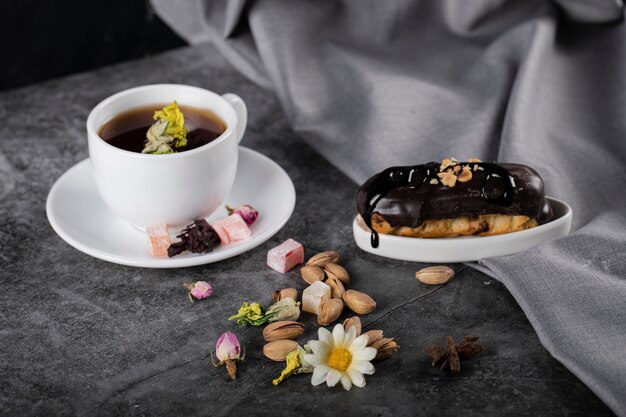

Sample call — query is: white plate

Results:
[353,197,572,263]
[46,147,295,268]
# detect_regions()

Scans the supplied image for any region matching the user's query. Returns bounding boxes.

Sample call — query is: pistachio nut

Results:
[343,290,376,314]
[342,316,362,336]
[323,263,350,284]
[317,298,344,326]
[363,330,384,346]
[370,337,394,350]
[326,277,346,299]
[306,251,340,267]
[371,338,400,360]
[263,340,300,361]
[273,288,298,302]
[263,321,305,342]
[415,266,455,285]
[300,265,325,285]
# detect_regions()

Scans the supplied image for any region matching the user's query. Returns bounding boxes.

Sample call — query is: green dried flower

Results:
[265,298,301,323]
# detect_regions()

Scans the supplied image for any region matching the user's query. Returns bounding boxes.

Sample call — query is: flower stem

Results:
[225,359,237,380]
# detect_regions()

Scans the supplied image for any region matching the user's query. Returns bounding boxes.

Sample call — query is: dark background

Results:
[0,0,186,91]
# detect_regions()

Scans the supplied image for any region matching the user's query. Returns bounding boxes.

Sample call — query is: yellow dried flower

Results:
[272,346,313,385]
[273,349,301,385]
[228,302,266,326]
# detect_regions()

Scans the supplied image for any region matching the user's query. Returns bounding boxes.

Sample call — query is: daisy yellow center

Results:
[327,348,352,372]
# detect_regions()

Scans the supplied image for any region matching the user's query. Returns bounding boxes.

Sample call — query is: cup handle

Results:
[222,93,247,144]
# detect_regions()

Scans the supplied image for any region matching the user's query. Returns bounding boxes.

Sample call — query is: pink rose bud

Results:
[184,281,214,302]
[226,204,259,225]
[216,332,241,362]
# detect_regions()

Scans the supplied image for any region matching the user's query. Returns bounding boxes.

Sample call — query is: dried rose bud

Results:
[184,281,214,302]
[226,204,259,225]
[213,332,244,380]
[216,332,241,361]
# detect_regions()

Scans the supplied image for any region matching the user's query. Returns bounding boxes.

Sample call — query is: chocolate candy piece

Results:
[356,161,553,247]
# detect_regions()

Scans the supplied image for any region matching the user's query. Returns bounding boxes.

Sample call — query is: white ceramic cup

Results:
[86,84,247,229]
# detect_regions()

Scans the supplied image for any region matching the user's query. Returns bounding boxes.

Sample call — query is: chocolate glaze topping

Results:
[356,162,553,247]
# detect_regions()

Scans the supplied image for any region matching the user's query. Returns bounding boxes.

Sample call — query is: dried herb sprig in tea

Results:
[142,101,188,154]
[167,219,221,257]
[424,335,482,373]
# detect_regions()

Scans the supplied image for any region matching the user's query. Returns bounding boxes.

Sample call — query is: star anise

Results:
[424,335,482,373]
[167,219,221,257]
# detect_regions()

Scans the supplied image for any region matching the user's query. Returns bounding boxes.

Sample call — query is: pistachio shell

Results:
[370,337,394,350]
[363,330,384,346]
[317,298,344,326]
[343,290,376,314]
[326,277,345,299]
[415,266,455,285]
[342,316,362,336]
[262,321,305,342]
[300,265,325,285]
[263,340,300,361]
[373,338,400,360]
[273,288,298,302]
[323,263,350,284]
[306,251,340,267]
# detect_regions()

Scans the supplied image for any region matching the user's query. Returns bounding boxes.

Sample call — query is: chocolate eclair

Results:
[356,159,553,247]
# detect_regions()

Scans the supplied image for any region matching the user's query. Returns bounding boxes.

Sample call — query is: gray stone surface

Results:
[0,43,614,416]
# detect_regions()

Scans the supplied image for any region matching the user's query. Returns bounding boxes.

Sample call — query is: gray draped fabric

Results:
[151,0,626,414]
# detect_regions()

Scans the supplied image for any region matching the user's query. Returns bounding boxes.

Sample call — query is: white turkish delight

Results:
[302,281,331,315]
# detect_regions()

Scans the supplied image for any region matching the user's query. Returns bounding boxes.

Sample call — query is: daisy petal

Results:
[307,340,320,353]
[350,360,375,375]
[347,368,366,387]
[340,374,352,391]
[352,346,377,361]
[349,334,368,350]
[311,365,330,386]
[318,327,333,346]
[308,341,330,359]
[332,324,345,347]
[326,369,342,387]
[304,353,323,366]
[342,326,356,348]
[318,344,330,358]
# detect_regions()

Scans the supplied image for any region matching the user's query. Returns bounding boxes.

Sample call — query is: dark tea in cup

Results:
[98,104,226,153]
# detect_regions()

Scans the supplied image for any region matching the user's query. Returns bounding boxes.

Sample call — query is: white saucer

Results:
[47,147,296,268]
[353,197,572,263]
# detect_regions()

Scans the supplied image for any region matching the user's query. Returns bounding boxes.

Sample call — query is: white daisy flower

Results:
[304,323,376,390]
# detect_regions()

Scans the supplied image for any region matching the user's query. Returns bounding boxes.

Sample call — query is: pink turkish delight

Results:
[210,220,231,244]
[267,239,304,273]
[147,224,171,257]
[220,214,252,241]
[212,214,251,244]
